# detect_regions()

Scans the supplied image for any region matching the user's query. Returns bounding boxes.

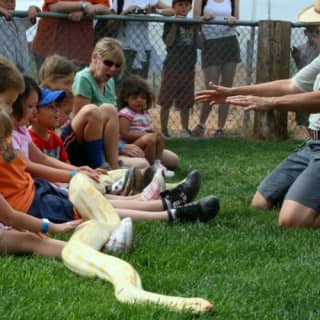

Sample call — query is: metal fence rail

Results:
[2,12,316,139]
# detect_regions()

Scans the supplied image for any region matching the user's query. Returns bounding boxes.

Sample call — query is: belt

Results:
[309,129,320,140]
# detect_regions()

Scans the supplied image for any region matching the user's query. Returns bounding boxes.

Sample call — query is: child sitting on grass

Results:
[119,75,175,176]
[29,87,69,162]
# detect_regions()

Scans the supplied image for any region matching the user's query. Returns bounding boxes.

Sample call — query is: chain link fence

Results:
[2,12,316,139]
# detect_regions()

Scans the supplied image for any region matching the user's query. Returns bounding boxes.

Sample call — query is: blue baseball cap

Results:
[38,87,66,107]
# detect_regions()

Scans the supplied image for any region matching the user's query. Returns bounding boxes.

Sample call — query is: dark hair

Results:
[172,0,192,5]
[12,76,41,121]
[118,75,153,110]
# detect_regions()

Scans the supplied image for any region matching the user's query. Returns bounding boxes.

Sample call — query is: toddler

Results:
[118,75,173,176]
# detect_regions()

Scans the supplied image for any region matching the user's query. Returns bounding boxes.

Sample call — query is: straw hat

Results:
[298,0,320,22]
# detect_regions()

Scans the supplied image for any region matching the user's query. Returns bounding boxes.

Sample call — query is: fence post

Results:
[254,20,291,140]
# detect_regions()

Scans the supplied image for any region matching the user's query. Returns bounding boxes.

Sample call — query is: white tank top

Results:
[202,0,237,40]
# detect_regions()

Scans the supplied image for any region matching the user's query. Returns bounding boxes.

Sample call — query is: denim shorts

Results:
[28,178,75,223]
[258,140,320,210]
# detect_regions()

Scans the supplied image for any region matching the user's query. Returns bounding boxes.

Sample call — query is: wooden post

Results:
[254,20,291,140]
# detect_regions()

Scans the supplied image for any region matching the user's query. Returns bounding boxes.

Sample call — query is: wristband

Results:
[118,142,125,153]
[70,170,77,178]
[41,218,50,233]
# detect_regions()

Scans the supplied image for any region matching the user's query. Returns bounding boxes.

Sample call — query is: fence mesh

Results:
[2,13,316,139]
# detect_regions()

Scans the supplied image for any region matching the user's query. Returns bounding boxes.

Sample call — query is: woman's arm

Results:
[0,195,81,234]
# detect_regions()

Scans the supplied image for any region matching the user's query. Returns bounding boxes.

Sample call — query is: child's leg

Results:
[161,149,179,170]
[133,133,157,164]
[0,229,64,257]
[62,219,213,314]
[155,133,165,161]
[116,208,169,221]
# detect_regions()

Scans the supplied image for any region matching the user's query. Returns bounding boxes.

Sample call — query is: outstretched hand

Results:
[195,82,231,105]
[226,95,276,111]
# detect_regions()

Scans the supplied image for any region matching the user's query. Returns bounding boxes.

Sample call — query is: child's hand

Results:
[77,168,101,182]
[51,220,83,234]
[121,144,145,157]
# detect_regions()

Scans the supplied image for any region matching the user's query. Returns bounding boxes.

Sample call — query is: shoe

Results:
[162,131,172,139]
[214,128,224,138]
[169,195,220,222]
[191,124,205,137]
[180,129,192,138]
[103,217,133,253]
[161,170,201,208]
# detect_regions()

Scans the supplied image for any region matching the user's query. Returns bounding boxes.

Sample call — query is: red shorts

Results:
[158,68,195,110]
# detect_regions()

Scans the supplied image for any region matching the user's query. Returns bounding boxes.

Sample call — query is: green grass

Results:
[2,138,320,320]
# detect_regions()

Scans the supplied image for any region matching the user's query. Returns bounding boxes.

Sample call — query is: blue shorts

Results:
[27,178,74,223]
[258,140,320,211]
[61,122,88,167]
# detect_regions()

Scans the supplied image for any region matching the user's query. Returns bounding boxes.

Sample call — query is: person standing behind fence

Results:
[291,25,320,129]
[31,0,111,70]
[0,0,40,76]
[192,0,240,138]
[112,0,174,80]
[158,0,198,138]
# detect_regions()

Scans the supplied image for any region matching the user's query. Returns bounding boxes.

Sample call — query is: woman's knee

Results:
[78,104,101,123]
[100,103,118,120]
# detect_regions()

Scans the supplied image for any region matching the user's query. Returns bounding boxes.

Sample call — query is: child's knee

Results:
[251,192,272,209]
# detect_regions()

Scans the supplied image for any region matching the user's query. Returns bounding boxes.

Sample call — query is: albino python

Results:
[62,173,213,314]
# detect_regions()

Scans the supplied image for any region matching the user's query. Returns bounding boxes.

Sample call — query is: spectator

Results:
[192,0,240,137]
[0,0,39,76]
[119,75,174,175]
[113,0,174,79]
[73,37,179,170]
[291,25,320,128]
[32,0,111,69]
[158,0,198,138]
[194,0,320,229]
[29,87,69,162]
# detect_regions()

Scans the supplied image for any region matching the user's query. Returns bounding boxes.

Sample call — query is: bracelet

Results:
[41,218,50,233]
[118,142,125,153]
[70,170,77,178]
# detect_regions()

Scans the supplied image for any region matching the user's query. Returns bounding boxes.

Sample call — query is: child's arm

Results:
[0,195,81,234]
[153,1,175,16]
[119,117,146,143]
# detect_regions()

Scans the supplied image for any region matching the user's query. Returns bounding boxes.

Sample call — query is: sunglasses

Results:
[103,59,121,69]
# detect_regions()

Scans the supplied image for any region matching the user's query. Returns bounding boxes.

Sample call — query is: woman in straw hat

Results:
[195,0,320,229]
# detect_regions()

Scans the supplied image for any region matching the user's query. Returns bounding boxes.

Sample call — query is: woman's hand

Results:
[226,15,237,23]
[201,13,214,20]
[50,219,83,234]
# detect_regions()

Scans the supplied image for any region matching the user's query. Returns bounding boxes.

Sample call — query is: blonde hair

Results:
[0,55,24,94]
[39,54,78,86]
[93,37,126,76]
[0,108,13,139]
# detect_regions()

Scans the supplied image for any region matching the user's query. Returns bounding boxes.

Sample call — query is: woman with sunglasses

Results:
[72,37,157,170]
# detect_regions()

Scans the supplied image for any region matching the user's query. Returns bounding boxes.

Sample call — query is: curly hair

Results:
[118,75,153,110]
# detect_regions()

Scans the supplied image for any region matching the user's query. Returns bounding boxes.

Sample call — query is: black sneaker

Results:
[161,170,201,208]
[170,195,220,222]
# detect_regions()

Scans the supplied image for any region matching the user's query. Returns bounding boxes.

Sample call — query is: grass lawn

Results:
[1,138,320,320]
